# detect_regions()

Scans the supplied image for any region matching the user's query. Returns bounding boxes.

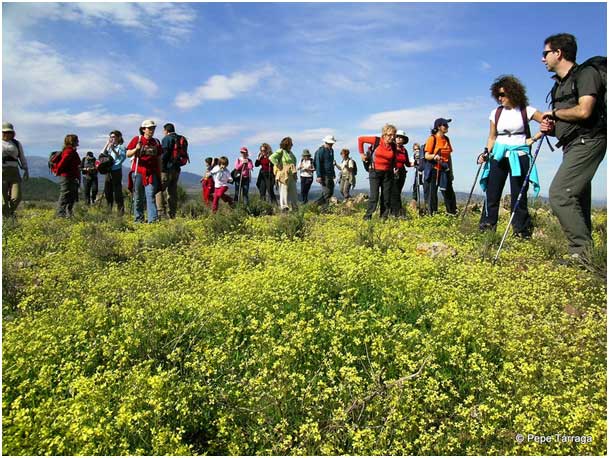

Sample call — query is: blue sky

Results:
[2,2,607,199]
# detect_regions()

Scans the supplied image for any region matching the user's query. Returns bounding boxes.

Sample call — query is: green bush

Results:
[2,205,606,455]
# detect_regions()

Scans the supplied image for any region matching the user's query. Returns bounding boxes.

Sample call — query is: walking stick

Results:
[460,159,485,222]
[493,135,546,265]
[237,161,245,205]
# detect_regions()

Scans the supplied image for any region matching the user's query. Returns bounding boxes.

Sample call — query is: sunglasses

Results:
[542,50,555,58]
[497,92,507,98]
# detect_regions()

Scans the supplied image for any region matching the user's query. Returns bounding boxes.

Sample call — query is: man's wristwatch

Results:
[552,108,558,120]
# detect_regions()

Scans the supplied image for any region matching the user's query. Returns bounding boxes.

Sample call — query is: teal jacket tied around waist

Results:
[479,142,540,197]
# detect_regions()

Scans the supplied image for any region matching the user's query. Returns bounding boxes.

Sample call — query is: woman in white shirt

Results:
[298,149,315,203]
[478,75,545,238]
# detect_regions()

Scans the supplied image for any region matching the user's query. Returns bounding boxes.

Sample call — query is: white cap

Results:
[323,135,337,144]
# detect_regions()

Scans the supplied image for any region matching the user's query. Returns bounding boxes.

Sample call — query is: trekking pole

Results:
[238,163,245,205]
[460,159,485,222]
[493,135,546,265]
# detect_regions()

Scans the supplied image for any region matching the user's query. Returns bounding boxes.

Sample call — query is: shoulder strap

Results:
[520,107,531,139]
[428,135,437,154]
[444,135,451,149]
[373,136,380,151]
[369,136,381,168]
[494,106,504,134]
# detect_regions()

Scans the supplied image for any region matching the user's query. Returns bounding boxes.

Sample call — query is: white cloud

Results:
[12,108,142,129]
[322,74,372,93]
[174,65,276,110]
[125,73,159,96]
[481,61,492,71]
[4,3,197,45]
[244,128,337,148]
[393,39,438,54]
[359,99,486,130]
[3,39,123,106]
[184,125,243,146]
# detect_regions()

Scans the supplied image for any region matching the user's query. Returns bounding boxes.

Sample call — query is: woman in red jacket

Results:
[358,123,397,220]
[126,120,162,223]
[56,134,81,218]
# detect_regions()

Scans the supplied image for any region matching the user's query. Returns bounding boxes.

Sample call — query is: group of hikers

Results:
[199,136,359,213]
[2,33,606,260]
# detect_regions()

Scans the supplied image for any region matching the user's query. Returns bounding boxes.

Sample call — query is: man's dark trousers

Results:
[549,136,606,255]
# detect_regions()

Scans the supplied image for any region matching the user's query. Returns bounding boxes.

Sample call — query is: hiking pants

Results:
[156,169,180,219]
[390,168,406,217]
[133,173,159,223]
[479,155,532,234]
[315,176,335,207]
[549,135,606,255]
[257,171,277,204]
[300,176,313,202]
[202,178,214,206]
[82,174,98,205]
[427,169,457,215]
[56,176,79,218]
[2,166,22,217]
[339,176,354,200]
[104,169,124,215]
[365,169,393,219]
[412,171,423,201]
[278,176,298,211]
[234,176,250,205]
[212,185,233,212]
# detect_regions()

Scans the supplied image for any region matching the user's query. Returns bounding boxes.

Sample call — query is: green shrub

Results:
[2,205,606,456]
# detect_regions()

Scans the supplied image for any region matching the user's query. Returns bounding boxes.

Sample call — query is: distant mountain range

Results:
[22,156,607,208]
[25,155,204,189]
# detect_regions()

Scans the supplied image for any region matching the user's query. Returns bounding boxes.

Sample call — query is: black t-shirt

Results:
[553,64,604,141]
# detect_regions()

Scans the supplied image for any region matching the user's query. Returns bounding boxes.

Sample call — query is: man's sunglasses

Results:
[542,50,555,58]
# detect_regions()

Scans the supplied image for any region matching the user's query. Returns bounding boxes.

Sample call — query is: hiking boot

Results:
[556,253,585,268]
[479,223,496,232]
[513,231,532,240]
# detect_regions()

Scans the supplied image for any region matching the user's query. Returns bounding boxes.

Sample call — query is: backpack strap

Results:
[366,136,381,170]
[520,106,532,139]
[494,106,504,134]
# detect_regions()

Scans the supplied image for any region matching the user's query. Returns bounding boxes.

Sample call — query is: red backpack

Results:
[172,135,189,166]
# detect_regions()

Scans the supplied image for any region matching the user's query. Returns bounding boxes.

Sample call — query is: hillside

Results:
[21,177,60,202]
[26,155,204,189]
[2,200,606,456]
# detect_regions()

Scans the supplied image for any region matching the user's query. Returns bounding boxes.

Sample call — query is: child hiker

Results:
[209,156,234,212]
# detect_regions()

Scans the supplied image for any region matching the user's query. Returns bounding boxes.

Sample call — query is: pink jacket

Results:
[235,158,254,178]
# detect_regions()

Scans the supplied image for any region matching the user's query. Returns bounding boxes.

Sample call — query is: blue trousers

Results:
[133,173,159,223]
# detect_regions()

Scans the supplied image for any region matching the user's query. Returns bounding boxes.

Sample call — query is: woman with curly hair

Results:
[477,75,545,238]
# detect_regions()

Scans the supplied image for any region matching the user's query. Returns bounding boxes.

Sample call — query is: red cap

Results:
[240,146,249,154]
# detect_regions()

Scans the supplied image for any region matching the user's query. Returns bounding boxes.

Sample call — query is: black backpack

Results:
[549,56,607,135]
[96,152,114,174]
[363,137,380,172]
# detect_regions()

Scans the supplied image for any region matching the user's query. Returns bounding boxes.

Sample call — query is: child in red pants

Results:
[201,157,216,206]
[209,156,234,212]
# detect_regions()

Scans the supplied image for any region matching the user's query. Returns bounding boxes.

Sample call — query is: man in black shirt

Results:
[540,33,606,259]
